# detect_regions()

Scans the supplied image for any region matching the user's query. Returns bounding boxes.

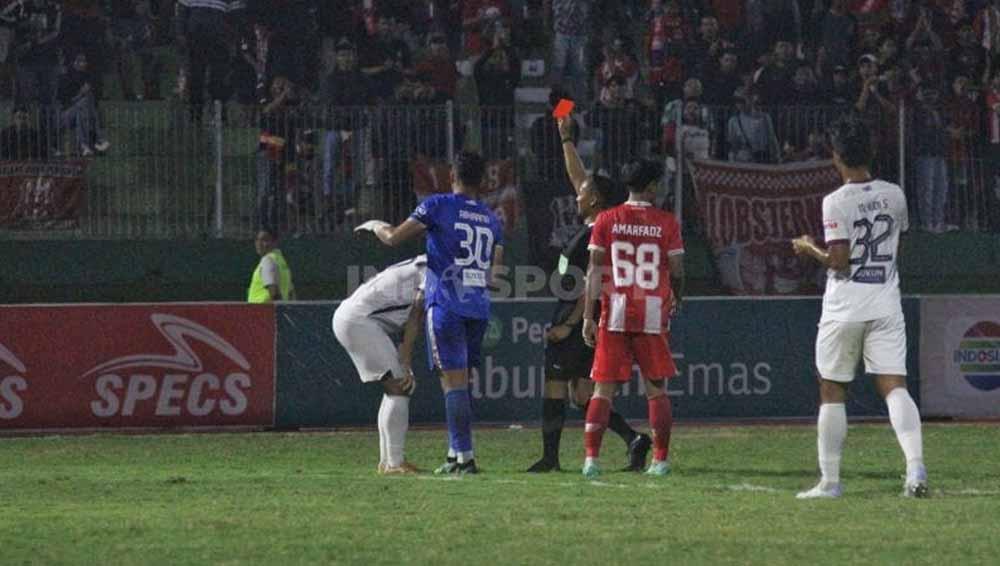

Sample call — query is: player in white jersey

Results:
[792,115,927,499]
[333,255,428,474]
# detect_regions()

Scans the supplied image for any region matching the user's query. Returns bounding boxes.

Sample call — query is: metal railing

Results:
[0,100,994,239]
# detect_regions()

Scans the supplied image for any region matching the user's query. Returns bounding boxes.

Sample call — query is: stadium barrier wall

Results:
[274,298,921,427]
[0,304,276,430]
[0,297,955,431]
[919,296,1000,418]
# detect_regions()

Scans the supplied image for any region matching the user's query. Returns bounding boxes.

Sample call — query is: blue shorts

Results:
[426,305,488,372]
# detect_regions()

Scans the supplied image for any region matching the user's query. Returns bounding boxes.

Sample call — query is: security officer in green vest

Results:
[248,228,295,303]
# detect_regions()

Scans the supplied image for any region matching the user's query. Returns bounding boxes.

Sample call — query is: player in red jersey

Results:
[581,159,685,478]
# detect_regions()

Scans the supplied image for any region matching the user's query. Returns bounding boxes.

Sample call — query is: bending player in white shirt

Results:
[333,255,427,474]
[792,115,928,498]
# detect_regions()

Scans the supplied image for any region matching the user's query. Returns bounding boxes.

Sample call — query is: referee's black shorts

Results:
[544,321,595,381]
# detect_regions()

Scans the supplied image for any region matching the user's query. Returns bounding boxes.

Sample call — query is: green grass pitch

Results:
[2,423,998,565]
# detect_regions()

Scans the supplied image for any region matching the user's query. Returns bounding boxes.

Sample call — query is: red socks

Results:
[584,396,612,458]
[648,395,673,461]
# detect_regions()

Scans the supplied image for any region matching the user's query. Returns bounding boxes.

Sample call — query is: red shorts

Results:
[591,327,678,383]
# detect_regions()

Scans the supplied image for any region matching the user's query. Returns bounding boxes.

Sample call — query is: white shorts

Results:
[815,311,907,382]
[332,308,404,383]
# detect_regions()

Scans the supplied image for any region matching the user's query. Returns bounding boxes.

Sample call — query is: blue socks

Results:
[445,389,474,463]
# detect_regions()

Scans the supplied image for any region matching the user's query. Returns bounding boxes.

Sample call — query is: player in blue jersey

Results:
[356,151,505,474]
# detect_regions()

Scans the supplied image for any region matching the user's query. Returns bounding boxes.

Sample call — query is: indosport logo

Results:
[79,314,256,419]
[953,321,1000,391]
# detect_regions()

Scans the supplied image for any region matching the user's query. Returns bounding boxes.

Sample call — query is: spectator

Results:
[240,19,294,105]
[708,0,743,38]
[785,130,831,161]
[646,0,690,106]
[912,85,949,232]
[284,129,321,236]
[906,11,945,87]
[360,15,412,102]
[854,54,884,107]
[700,48,742,105]
[822,64,854,105]
[686,15,735,81]
[946,75,985,231]
[320,38,372,226]
[726,88,780,163]
[61,0,109,100]
[461,0,510,56]
[108,0,163,100]
[594,36,639,102]
[57,52,110,157]
[816,0,856,75]
[878,37,900,70]
[551,0,593,104]
[413,32,458,100]
[676,99,711,160]
[322,38,372,108]
[0,105,50,161]
[2,0,63,106]
[951,23,988,85]
[744,0,801,61]
[474,21,519,159]
[790,64,821,105]
[974,0,1000,57]
[174,0,239,122]
[754,40,797,106]
[661,77,703,138]
[257,76,300,233]
[856,27,883,59]
[586,75,651,178]
[986,73,1000,232]
[530,86,580,184]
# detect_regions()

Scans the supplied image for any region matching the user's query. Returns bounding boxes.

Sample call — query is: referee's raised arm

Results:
[558,117,587,195]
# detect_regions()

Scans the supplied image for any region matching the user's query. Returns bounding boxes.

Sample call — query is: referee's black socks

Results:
[541,398,567,461]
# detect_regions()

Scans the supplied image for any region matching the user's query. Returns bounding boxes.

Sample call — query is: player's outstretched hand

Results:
[354,220,390,234]
[582,319,597,348]
[791,235,814,256]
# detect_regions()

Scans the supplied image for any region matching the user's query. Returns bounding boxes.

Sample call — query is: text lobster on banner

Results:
[689,159,841,295]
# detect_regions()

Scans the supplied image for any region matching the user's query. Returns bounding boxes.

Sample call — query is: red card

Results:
[552,99,575,118]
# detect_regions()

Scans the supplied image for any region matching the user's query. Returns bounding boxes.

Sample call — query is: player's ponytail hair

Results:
[827,113,872,168]
[591,175,627,209]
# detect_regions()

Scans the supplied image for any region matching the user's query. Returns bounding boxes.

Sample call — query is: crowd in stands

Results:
[0,0,996,232]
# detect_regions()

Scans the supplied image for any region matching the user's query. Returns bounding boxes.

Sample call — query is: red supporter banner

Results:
[410,157,521,229]
[0,305,275,430]
[689,159,841,295]
[0,161,87,229]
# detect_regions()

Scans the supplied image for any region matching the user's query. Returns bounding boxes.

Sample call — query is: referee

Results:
[527,114,651,473]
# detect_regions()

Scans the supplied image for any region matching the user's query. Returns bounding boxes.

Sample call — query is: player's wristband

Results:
[561,138,573,144]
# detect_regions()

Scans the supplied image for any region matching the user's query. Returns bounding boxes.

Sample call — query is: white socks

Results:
[885,387,925,479]
[377,395,389,467]
[817,403,847,485]
[378,395,410,468]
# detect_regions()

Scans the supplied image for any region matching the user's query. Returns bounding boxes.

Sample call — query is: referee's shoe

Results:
[623,433,652,472]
